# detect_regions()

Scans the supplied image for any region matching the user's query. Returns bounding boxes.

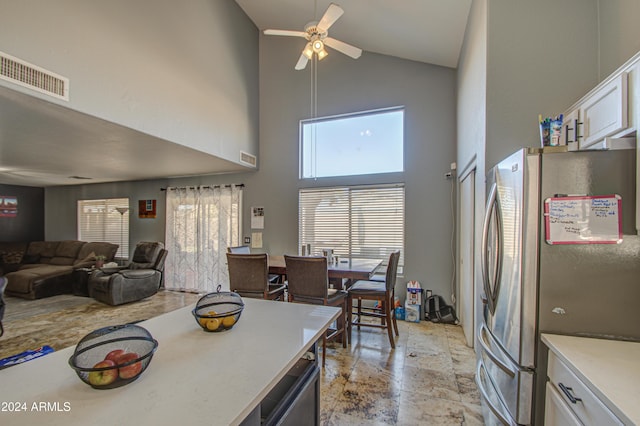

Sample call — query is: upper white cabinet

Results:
[562,51,640,150]
[579,72,628,149]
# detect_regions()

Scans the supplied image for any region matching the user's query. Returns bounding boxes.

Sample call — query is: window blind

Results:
[299,185,405,266]
[77,198,129,258]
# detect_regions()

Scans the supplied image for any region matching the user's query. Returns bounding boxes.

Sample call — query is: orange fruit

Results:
[222,316,236,328]
[206,318,221,331]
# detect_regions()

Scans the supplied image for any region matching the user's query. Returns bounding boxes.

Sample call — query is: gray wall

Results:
[0,184,44,242]
[0,0,259,162]
[599,0,640,79]
[485,0,599,171]
[46,35,458,300]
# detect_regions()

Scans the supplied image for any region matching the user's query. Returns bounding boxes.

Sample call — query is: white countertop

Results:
[542,333,640,425]
[0,298,340,426]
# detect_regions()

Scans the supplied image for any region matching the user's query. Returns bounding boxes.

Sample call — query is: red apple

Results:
[87,359,118,386]
[115,352,143,379]
[104,349,125,363]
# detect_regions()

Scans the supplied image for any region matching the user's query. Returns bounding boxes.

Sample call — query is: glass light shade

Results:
[312,39,324,53]
[303,42,313,59]
[317,48,328,60]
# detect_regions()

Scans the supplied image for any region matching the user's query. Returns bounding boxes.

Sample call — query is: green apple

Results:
[88,360,118,386]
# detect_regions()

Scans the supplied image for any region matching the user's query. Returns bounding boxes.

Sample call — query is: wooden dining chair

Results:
[284,255,348,367]
[347,250,401,348]
[226,253,286,301]
[227,245,283,284]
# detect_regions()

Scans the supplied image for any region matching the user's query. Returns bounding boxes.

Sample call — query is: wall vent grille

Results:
[240,151,257,167]
[0,51,69,101]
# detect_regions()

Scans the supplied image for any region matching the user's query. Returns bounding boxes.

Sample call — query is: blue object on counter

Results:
[0,345,55,369]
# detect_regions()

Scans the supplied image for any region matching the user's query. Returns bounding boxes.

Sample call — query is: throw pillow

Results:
[73,251,96,268]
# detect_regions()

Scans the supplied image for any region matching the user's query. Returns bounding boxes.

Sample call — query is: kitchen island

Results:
[0,298,340,425]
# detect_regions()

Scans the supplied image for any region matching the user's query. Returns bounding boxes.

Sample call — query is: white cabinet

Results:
[546,351,624,425]
[544,382,582,426]
[579,72,629,149]
[542,334,640,425]
[562,108,581,150]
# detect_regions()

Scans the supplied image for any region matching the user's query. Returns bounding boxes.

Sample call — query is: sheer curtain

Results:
[164,185,241,293]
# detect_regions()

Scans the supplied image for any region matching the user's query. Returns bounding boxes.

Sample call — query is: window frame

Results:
[299,106,405,180]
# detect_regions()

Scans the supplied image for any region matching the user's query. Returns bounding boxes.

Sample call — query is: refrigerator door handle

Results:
[476,362,518,426]
[481,182,502,314]
[479,323,517,378]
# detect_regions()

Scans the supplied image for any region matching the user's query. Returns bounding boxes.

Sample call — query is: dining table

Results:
[268,255,383,289]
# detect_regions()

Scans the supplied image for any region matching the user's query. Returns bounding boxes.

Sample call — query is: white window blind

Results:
[299,185,405,266]
[77,198,129,259]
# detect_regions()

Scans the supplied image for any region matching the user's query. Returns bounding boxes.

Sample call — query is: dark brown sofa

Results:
[2,241,118,300]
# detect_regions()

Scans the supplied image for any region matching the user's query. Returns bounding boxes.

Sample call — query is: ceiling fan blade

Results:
[324,37,362,59]
[263,29,307,38]
[295,53,309,70]
[317,3,344,32]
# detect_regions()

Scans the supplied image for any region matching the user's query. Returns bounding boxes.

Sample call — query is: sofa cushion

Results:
[121,269,156,279]
[2,251,24,265]
[55,240,85,258]
[5,265,73,294]
[76,242,118,265]
[26,241,60,264]
[130,242,164,269]
[22,253,41,264]
[73,251,96,269]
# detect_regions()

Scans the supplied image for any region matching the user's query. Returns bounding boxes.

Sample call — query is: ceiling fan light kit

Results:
[263,2,362,70]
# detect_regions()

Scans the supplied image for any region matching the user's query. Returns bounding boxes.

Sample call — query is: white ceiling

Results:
[0,0,471,188]
[235,0,472,68]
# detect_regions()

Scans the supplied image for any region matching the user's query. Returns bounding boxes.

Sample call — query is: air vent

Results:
[0,51,69,101]
[240,151,257,167]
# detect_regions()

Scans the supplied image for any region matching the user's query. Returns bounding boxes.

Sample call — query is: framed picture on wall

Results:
[138,199,156,219]
[0,196,18,217]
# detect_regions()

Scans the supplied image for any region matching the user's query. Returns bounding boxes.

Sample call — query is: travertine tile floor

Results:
[1,291,482,425]
[320,319,483,425]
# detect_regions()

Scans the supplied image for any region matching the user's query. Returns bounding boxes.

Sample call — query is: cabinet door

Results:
[579,72,628,149]
[562,108,581,149]
[545,382,582,426]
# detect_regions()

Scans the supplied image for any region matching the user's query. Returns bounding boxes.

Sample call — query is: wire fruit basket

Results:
[192,287,244,332]
[68,324,158,389]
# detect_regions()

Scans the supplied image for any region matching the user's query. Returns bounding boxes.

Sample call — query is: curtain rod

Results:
[160,184,244,191]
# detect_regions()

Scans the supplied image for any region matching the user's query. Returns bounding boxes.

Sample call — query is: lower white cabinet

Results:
[544,382,582,426]
[546,351,623,425]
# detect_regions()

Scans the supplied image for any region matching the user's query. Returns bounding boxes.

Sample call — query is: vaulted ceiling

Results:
[0,1,471,187]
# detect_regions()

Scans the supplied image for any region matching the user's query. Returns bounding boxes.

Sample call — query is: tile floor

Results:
[1,290,483,425]
[320,319,483,425]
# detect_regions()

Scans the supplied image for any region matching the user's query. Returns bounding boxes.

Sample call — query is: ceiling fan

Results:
[263,3,362,70]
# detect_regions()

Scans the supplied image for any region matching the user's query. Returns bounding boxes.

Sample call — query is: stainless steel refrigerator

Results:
[475,147,640,425]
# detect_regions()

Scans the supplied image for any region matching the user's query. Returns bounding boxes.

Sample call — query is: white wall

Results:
[0,0,259,162]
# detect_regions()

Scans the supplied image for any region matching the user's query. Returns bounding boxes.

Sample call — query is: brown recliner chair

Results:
[89,242,167,306]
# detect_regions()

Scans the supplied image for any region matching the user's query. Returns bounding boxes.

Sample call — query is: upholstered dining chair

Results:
[284,255,348,367]
[227,246,282,284]
[348,250,401,348]
[226,253,286,301]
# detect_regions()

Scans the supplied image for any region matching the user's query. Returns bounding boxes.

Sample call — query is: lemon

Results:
[206,318,221,331]
[222,316,236,328]
[207,310,217,315]
[198,317,209,327]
